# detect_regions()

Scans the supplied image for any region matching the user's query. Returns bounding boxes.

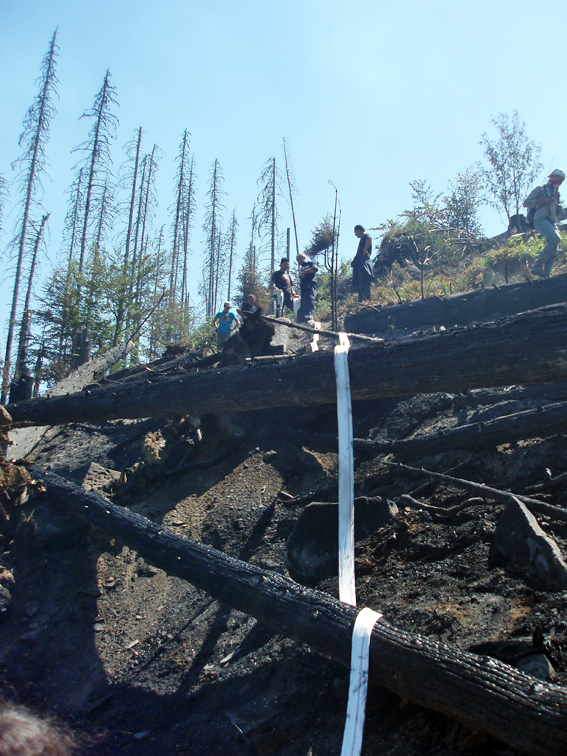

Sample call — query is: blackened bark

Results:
[345,273,567,334]
[7,305,567,428]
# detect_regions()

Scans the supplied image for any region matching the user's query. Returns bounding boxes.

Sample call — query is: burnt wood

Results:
[30,465,567,756]
[345,274,567,334]
[8,304,567,428]
[354,401,567,460]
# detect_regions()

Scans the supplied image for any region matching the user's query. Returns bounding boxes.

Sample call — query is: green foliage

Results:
[480,111,542,222]
[305,214,336,258]
[362,233,567,312]
[314,261,352,321]
[235,243,270,313]
[443,167,485,237]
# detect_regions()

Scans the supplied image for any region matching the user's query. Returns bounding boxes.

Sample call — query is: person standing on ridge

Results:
[524,169,565,277]
[351,224,374,301]
[296,252,318,324]
[271,257,297,317]
[213,301,240,351]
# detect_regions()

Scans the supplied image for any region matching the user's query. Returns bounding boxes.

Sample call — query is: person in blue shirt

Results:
[213,301,240,351]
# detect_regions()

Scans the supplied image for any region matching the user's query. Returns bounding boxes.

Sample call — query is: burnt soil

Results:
[3,351,567,754]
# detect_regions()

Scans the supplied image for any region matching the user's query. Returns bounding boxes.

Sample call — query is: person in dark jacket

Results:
[271,258,297,317]
[296,252,318,324]
[352,225,374,301]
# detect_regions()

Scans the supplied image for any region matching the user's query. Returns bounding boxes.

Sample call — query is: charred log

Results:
[345,274,567,334]
[7,305,567,428]
[353,401,567,460]
[28,465,567,756]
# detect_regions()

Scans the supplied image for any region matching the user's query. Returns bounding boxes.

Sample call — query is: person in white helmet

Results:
[524,169,565,276]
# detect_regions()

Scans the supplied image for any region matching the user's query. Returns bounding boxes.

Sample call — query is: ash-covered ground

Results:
[2,355,567,754]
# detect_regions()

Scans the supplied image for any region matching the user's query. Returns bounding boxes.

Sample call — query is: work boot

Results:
[530,266,545,277]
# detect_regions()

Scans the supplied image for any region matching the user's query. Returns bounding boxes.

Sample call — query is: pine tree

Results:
[92,172,116,249]
[170,130,196,312]
[170,130,191,296]
[72,69,118,293]
[15,213,50,382]
[236,204,269,311]
[256,157,280,277]
[201,159,226,317]
[62,166,85,268]
[114,127,142,344]
[282,138,300,257]
[130,145,161,350]
[0,173,8,240]
[225,209,238,302]
[2,30,59,404]
[180,153,196,309]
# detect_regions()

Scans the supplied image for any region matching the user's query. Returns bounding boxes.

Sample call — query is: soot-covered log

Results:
[345,273,567,334]
[30,465,567,756]
[8,304,567,428]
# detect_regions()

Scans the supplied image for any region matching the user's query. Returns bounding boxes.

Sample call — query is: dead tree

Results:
[15,214,49,379]
[201,159,226,318]
[353,401,567,460]
[2,31,59,405]
[28,466,567,756]
[114,127,142,344]
[72,69,118,297]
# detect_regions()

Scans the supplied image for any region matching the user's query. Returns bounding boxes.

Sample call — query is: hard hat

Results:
[549,169,566,180]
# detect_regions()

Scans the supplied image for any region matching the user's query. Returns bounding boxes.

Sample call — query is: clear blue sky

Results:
[1,0,566,340]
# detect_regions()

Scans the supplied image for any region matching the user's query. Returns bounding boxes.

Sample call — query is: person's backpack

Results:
[525,206,536,229]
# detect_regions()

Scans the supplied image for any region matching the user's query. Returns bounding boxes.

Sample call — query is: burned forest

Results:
[3,276,567,756]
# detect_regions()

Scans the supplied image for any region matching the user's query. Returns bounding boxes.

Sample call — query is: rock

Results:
[263,450,277,463]
[285,497,398,584]
[489,497,567,591]
[516,653,555,681]
[29,504,86,551]
[469,631,556,683]
[80,462,121,493]
[25,601,40,617]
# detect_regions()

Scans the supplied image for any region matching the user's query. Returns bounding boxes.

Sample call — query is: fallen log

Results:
[345,272,567,334]
[29,465,567,756]
[8,304,567,428]
[354,401,567,460]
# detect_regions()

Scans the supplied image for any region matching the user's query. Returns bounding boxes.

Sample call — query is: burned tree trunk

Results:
[353,401,567,460]
[345,274,567,334]
[29,466,567,756]
[7,305,567,428]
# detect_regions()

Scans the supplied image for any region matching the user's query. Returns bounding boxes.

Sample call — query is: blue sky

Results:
[1,0,566,339]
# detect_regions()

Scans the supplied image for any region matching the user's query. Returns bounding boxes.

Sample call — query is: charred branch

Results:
[385,461,567,523]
